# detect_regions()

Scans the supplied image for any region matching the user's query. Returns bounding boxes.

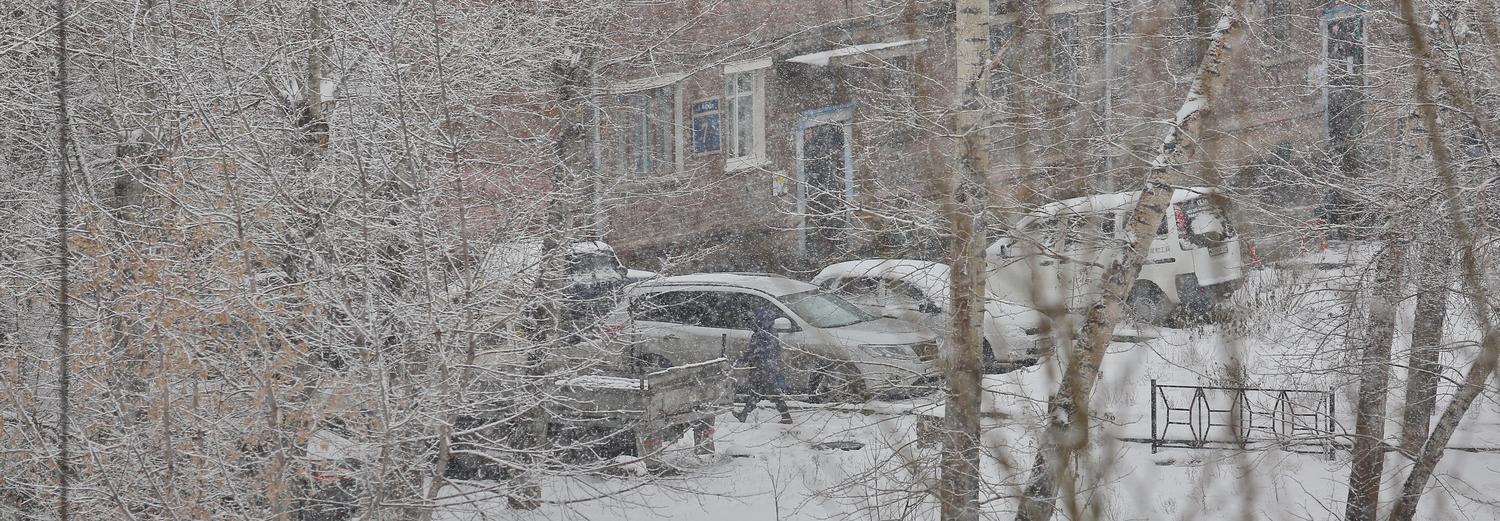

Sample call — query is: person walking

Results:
[734,305,793,424]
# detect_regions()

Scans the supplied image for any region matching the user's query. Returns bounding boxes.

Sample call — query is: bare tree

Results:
[936,2,991,520]
[1015,6,1245,520]
[1385,1,1500,518]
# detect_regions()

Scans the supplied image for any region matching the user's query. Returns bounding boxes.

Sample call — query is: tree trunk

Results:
[939,2,989,521]
[1398,236,1449,455]
[53,0,74,516]
[1387,0,1500,518]
[1015,9,1244,521]
[1343,236,1407,521]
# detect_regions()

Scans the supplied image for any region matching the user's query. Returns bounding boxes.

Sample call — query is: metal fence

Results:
[1150,379,1336,458]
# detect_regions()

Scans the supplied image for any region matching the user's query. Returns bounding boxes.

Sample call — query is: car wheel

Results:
[1125,283,1175,326]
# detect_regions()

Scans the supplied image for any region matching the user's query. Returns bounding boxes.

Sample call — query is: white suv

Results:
[603,273,938,400]
[812,259,1049,371]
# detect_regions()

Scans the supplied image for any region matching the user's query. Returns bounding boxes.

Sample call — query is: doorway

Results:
[796,105,854,263]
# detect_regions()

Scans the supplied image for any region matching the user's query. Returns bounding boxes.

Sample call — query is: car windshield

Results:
[778,290,876,328]
[566,253,623,277]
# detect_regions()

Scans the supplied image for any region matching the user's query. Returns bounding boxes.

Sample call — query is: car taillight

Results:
[1175,205,1190,236]
[603,323,625,337]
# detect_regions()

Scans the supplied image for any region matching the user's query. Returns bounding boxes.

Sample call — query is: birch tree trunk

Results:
[939,1,989,520]
[1014,8,1244,521]
[52,0,73,517]
[1343,235,1407,521]
[1387,0,1500,518]
[1398,234,1449,455]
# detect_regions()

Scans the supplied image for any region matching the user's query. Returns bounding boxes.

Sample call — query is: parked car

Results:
[479,239,633,301]
[986,187,1244,324]
[602,273,939,400]
[448,357,735,476]
[458,239,648,341]
[812,259,1050,372]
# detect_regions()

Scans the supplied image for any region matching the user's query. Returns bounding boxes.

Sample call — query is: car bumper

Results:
[850,356,937,397]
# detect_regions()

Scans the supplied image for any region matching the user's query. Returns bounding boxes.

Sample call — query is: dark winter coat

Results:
[741,307,787,393]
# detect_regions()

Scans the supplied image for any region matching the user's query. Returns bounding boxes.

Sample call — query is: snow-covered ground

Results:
[434,259,1500,520]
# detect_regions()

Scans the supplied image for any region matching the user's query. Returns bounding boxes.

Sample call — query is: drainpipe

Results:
[1102,0,1117,192]
[590,67,606,237]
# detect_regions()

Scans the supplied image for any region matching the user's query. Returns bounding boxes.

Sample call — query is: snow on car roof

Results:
[632,272,819,297]
[565,241,616,255]
[812,259,951,306]
[1024,186,1222,223]
[556,375,644,390]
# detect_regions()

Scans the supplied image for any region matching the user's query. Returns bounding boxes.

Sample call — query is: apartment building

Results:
[590,0,1385,273]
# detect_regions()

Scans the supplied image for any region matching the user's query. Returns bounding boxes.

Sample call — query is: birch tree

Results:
[937,2,991,521]
[1015,6,1246,520]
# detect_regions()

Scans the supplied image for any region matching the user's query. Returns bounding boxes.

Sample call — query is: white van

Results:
[986,187,1243,324]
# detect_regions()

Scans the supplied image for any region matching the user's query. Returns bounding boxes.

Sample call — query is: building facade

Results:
[590,0,1391,274]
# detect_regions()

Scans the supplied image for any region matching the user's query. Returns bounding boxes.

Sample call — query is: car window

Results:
[565,252,623,277]
[1061,214,1090,251]
[1038,218,1061,248]
[632,290,709,325]
[698,292,783,330]
[829,276,882,306]
[779,290,875,329]
[884,280,930,308]
[1179,197,1236,241]
[830,276,879,295]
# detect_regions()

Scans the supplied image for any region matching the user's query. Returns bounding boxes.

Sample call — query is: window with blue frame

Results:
[691,99,721,154]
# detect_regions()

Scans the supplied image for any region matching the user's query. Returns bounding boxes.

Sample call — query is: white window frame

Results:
[612,77,684,178]
[724,59,769,170]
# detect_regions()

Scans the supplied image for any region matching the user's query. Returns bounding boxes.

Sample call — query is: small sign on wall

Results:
[772,171,790,196]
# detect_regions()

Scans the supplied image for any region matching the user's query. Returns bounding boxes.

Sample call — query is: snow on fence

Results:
[1149,379,1336,459]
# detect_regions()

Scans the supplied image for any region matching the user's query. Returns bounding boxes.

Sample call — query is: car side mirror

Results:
[772,317,793,333]
[993,236,1019,258]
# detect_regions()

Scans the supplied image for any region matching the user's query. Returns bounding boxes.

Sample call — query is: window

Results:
[1050,12,1083,99]
[1264,0,1291,43]
[632,291,706,325]
[724,69,766,167]
[699,292,783,330]
[1177,198,1236,249]
[883,280,932,310]
[989,22,1018,101]
[1324,7,1364,151]
[829,277,883,308]
[1038,218,1062,249]
[889,56,916,121]
[691,99,720,154]
[778,290,875,329]
[1175,0,1214,71]
[1061,214,1089,250]
[620,85,677,176]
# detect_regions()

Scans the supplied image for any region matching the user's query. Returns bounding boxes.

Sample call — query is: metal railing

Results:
[1150,379,1336,459]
